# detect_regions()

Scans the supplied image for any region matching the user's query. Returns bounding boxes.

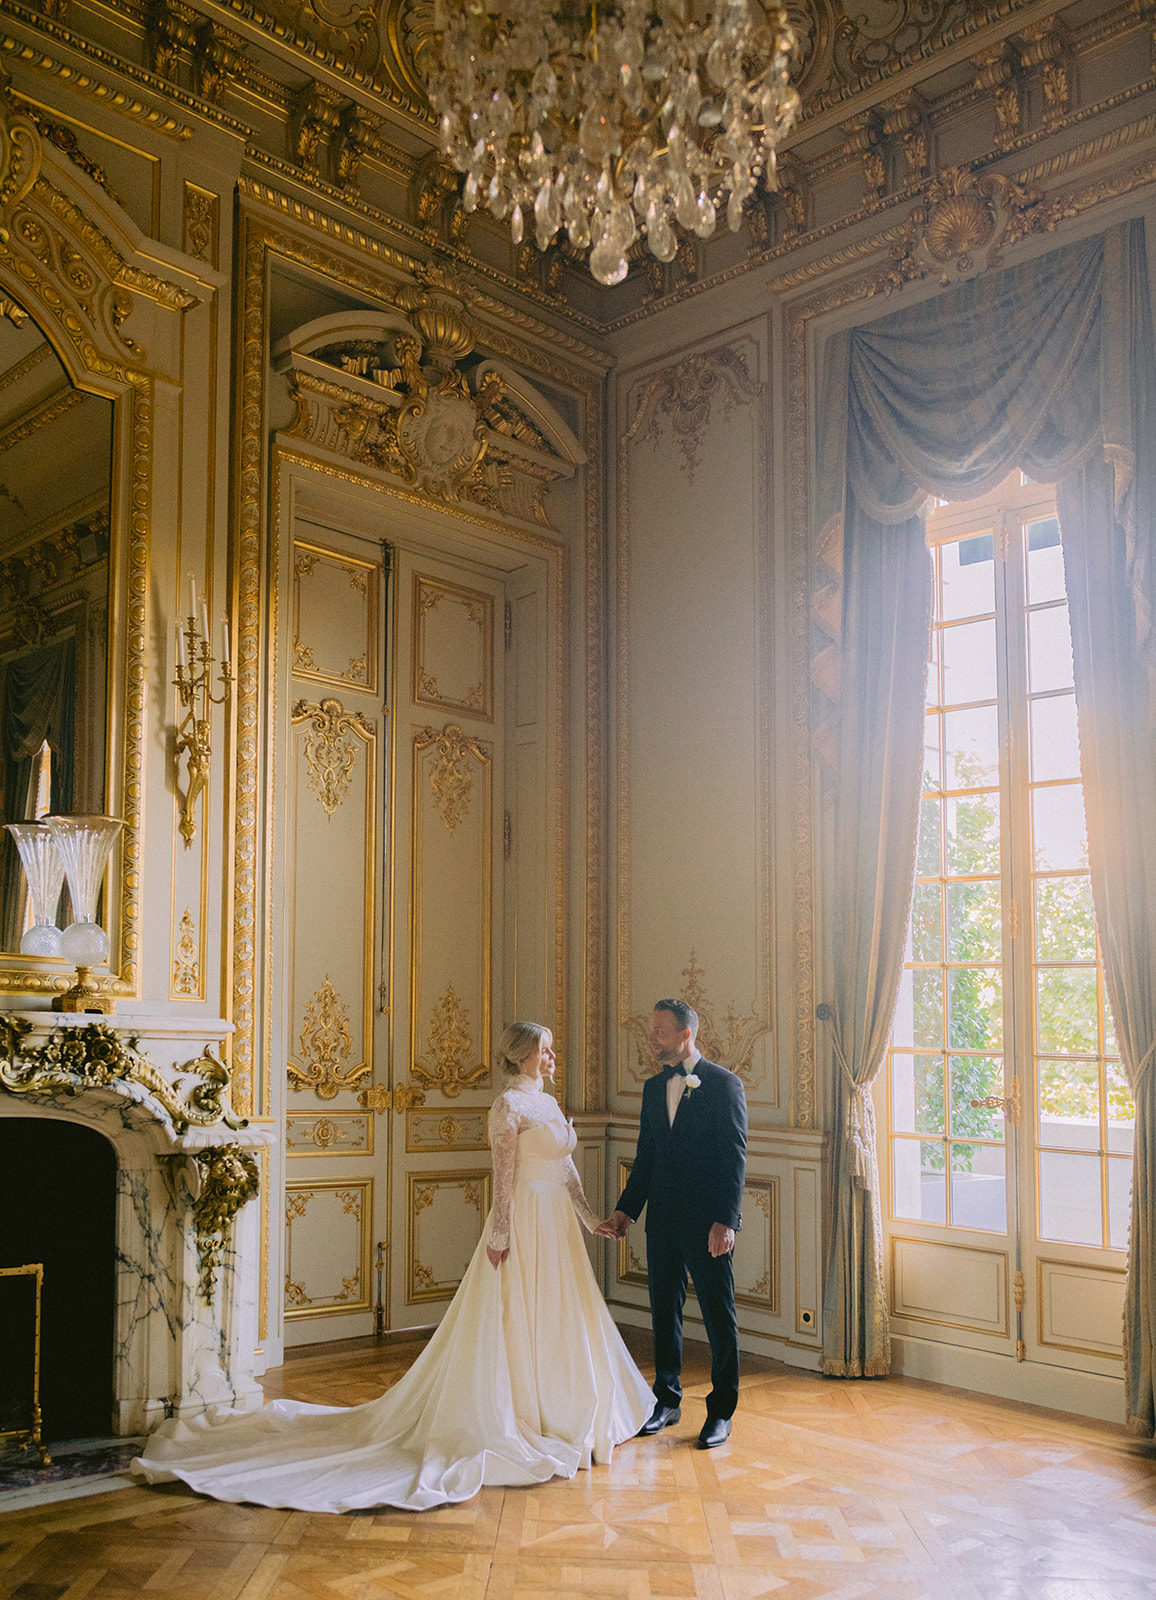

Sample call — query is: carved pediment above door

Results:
[270,266,585,530]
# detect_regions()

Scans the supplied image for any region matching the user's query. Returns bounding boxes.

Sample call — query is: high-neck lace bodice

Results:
[487,1081,597,1250]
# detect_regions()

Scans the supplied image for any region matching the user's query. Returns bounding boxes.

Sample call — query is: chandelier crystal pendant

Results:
[427,0,799,286]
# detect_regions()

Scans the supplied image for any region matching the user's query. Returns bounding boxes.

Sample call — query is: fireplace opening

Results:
[0,1117,117,1442]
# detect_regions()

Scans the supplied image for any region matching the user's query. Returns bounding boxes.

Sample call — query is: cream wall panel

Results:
[293,541,378,692]
[890,1237,1009,1338]
[405,1108,490,1152]
[285,1111,373,1156]
[616,333,773,1104]
[733,1178,779,1314]
[286,702,375,1099]
[406,1170,492,1304]
[284,1179,373,1319]
[1037,1260,1125,1359]
[410,729,492,1097]
[413,574,493,718]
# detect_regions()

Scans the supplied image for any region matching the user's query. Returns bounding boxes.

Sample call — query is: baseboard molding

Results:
[611,1302,824,1373]
[890,1333,1126,1424]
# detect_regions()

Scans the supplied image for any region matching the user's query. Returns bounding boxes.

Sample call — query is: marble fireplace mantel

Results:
[0,1011,273,1434]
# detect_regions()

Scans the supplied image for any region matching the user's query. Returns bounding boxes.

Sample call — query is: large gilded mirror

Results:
[0,302,115,962]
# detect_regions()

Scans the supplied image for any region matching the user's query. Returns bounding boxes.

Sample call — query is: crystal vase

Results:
[4,822,65,957]
[44,815,123,1008]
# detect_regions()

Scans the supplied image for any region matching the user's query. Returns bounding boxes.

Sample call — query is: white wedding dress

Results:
[132,1075,652,1512]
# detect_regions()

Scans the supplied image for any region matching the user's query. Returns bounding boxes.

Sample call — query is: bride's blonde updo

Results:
[497,1021,549,1077]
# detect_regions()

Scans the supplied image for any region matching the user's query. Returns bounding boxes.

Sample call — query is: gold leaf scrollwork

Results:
[0,1015,248,1134]
[415,723,487,833]
[292,697,374,817]
[622,951,768,1083]
[190,1144,260,1304]
[288,976,369,1099]
[622,345,762,485]
[172,907,199,997]
[414,981,487,1098]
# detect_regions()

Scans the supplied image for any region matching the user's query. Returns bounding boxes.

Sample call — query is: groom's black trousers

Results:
[646,1223,739,1421]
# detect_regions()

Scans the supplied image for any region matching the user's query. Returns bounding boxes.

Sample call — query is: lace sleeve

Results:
[487,1093,520,1250]
[563,1152,598,1233]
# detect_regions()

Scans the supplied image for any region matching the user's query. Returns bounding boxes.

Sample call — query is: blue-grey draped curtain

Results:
[816,221,1156,1427]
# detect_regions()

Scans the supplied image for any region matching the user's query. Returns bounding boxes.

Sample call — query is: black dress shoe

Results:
[698,1416,732,1449]
[637,1402,681,1436]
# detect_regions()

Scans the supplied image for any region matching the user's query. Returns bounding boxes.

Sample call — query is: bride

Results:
[132,1022,652,1513]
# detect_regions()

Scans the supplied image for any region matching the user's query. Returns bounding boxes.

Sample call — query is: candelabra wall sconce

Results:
[174,574,232,846]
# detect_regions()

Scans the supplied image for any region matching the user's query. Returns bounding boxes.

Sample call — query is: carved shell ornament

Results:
[882,165,1076,291]
[923,193,996,264]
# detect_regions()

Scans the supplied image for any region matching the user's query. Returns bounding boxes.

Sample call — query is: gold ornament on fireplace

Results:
[190,1144,260,1303]
[0,1016,249,1136]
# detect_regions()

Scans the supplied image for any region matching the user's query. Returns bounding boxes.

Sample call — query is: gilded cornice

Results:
[237,174,610,377]
[240,150,612,348]
[0,21,196,139]
[767,119,1156,298]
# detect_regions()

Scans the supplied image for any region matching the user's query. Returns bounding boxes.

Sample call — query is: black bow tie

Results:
[664,1062,689,1076]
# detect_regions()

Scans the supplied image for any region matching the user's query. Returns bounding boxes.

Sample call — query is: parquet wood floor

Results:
[3,1328,1156,1600]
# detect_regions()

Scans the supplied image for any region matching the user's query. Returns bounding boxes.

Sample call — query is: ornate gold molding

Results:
[0,31,194,140]
[182,181,219,268]
[414,722,488,833]
[172,907,199,997]
[621,344,762,484]
[621,953,769,1085]
[413,980,486,1099]
[291,696,374,817]
[283,1177,373,1317]
[413,574,492,719]
[288,975,369,1099]
[407,1168,491,1302]
[0,1016,249,1135]
[190,1144,260,1303]
[878,165,1078,292]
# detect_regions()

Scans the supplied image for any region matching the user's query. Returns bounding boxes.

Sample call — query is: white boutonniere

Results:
[682,1073,701,1099]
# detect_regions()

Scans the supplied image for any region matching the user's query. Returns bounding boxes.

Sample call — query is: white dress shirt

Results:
[666,1047,702,1127]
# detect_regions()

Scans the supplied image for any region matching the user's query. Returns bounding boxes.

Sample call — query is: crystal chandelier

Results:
[428,1,799,286]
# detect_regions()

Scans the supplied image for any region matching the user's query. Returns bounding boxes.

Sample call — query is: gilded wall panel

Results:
[410,725,491,1098]
[405,1108,489,1152]
[412,572,493,719]
[284,1178,373,1318]
[293,540,379,691]
[733,1178,780,1314]
[285,1111,373,1155]
[616,336,773,1104]
[405,1169,492,1304]
[286,698,375,1098]
[614,1159,649,1289]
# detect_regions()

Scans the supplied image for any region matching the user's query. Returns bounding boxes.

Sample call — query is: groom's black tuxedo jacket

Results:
[617,1057,747,1236]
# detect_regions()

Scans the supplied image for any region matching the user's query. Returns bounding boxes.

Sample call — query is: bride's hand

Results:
[486,1245,508,1268]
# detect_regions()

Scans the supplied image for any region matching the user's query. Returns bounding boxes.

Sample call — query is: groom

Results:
[599,999,747,1448]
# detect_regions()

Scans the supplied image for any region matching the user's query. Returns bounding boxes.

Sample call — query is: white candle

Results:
[221,614,231,666]
[199,596,210,644]
[188,572,197,620]
[176,619,187,669]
